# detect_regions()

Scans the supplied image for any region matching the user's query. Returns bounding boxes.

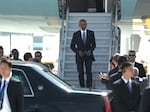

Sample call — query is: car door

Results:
[12,68,36,112]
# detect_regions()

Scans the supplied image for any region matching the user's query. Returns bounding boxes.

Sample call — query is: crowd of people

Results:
[0,45,42,63]
[99,51,149,112]
[0,45,55,72]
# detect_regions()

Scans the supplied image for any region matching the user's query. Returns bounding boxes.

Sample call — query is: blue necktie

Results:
[83,32,86,45]
[127,81,132,93]
[0,80,6,110]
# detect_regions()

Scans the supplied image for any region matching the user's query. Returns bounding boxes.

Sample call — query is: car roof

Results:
[11,60,49,70]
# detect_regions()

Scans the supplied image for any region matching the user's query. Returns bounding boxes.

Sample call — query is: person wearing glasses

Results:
[128,50,146,78]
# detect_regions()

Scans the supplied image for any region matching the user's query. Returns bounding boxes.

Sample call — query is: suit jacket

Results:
[108,66,119,76]
[134,62,146,78]
[70,30,96,63]
[139,87,150,112]
[112,79,141,112]
[106,71,122,90]
[0,77,24,112]
[101,67,119,90]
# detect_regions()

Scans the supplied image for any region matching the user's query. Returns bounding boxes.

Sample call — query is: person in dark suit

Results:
[128,50,146,77]
[139,87,150,112]
[107,55,128,90]
[108,53,120,76]
[0,58,24,112]
[70,19,96,88]
[112,62,141,112]
[99,55,128,90]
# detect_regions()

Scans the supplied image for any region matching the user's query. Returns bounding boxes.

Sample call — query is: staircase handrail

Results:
[61,7,69,79]
[58,0,67,78]
[111,0,120,55]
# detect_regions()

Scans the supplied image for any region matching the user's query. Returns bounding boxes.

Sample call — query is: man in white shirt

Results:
[0,58,24,112]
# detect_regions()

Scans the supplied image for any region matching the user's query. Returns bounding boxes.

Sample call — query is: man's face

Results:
[0,63,11,78]
[125,66,134,78]
[12,50,19,58]
[79,21,87,31]
[128,51,136,62]
[35,53,42,62]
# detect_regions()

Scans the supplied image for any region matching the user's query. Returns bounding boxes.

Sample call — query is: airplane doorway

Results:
[66,0,104,12]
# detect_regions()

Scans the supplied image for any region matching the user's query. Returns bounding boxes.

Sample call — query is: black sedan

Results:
[11,61,112,112]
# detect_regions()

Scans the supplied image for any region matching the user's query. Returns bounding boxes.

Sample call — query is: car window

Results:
[12,69,34,97]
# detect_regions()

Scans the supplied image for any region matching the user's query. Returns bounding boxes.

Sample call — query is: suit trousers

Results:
[77,56,93,88]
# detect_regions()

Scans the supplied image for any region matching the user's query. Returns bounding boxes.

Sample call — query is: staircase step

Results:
[65,52,110,63]
[67,30,112,38]
[68,13,111,22]
[68,22,111,29]
[63,71,107,79]
[65,38,111,47]
[69,12,111,16]
[64,78,107,89]
[64,63,109,73]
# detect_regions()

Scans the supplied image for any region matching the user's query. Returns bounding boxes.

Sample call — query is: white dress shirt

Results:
[121,76,132,89]
[81,29,87,41]
[0,72,12,112]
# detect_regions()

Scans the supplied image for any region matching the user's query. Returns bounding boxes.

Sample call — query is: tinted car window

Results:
[12,69,34,97]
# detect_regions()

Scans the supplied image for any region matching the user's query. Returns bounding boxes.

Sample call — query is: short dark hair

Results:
[121,62,132,73]
[24,52,32,61]
[0,46,3,50]
[0,58,12,68]
[118,56,128,66]
[79,19,87,24]
[128,50,136,54]
[35,51,42,56]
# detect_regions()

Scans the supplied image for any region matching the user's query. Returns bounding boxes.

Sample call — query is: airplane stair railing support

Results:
[58,0,67,78]
[111,0,121,55]
[61,7,69,79]
[105,0,108,13]
[58,6,69,78]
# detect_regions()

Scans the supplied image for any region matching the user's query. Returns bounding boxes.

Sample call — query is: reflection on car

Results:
[11,61,112,112]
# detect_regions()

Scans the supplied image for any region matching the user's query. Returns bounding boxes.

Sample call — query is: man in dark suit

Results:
[112,62,141,112]
[70,19,96,88]
[100,55,128,90]
[139,87,150,112]
[128,50,146,77]
[0,58,24,112]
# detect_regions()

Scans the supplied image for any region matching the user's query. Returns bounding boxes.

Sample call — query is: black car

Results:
[11,61,112,112]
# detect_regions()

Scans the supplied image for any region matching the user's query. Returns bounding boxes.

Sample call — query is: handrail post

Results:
[58,0,65,78]
[105,0,108,13]
[115,0,118,37]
